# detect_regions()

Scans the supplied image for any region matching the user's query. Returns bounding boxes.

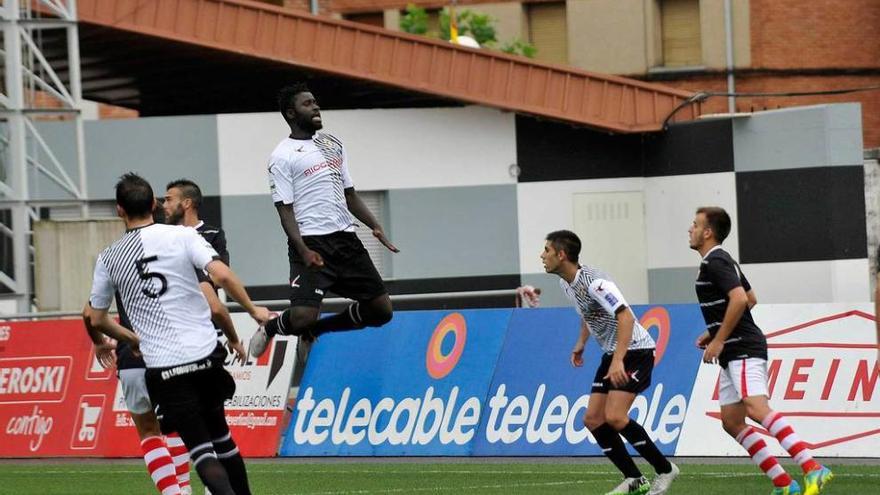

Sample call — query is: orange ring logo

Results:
[426,313,467,379]
[639,307,670,365]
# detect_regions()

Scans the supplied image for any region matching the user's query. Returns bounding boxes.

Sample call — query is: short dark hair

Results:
[166,178,203,210]
[115,172,154,218]
[545,230,581,263]
[277,82,311,121]
[697,206,732,243]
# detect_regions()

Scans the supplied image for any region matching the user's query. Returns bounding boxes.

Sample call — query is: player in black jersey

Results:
[163,179,230,268]
[689,207,832,495]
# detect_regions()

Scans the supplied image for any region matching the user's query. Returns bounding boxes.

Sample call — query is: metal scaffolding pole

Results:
[0,0,87,312]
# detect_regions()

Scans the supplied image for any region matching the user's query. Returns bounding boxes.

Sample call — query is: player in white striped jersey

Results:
[543,230,677,495]
[88,173,271,495]
[250,82,399,361]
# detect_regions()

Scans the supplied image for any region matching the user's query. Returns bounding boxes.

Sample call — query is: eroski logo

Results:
[0,357,72,404]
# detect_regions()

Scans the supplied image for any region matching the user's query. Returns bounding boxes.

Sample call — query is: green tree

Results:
[399,4,535,58]
[501,38,537,59]
[399,4,429,35]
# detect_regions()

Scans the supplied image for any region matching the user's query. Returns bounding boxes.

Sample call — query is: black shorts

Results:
[144,344,235,432]
[116,341,146,370]
[288,231,387,307]
[592,349,654,395]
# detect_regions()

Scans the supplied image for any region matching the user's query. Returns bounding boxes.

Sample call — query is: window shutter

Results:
[528,2,568,64]
[661,0,702,67]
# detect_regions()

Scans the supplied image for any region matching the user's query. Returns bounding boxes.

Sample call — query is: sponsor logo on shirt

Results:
[604,293,618,307]
[303,159,343,177]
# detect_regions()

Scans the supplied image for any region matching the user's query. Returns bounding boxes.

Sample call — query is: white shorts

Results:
[118,368,153,415]
[718,357,770,406]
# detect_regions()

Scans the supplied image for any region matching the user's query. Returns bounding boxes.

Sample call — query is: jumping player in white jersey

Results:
[542,230,678,495]
[88,173,271,495]
[689,207,832,495]
[249,82,399,358]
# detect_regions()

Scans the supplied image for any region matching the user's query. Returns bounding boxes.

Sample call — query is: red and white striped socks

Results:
[761,412,821,474]
[735,426,793,488]
[165,433,192,494]
[140,436,182,495]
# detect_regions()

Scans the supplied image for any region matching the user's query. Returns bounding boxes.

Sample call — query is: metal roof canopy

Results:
[50,0,702,132]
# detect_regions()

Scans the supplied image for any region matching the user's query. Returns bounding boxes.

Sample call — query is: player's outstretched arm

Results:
[205,260,271,326]
[200,281,246,364]
[344,187,399,253]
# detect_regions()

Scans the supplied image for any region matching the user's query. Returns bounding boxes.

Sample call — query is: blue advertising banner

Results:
[279,305,706,456]
[471,304,705,455]
[279,309,512,456]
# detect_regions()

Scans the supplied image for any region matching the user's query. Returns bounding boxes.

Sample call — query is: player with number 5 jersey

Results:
[88,173,271,495]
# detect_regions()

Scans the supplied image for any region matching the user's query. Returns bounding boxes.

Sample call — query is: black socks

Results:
[591,423,642,479]
[619,420,673,474]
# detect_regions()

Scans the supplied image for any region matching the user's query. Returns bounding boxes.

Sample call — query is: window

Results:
[527,2,568,64]
[660,0,702,67]
[344,12,385,28]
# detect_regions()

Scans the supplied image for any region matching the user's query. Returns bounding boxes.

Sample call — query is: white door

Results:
[572,191,648,303]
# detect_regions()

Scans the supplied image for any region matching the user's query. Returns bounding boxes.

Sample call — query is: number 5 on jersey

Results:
[135,255,168,298]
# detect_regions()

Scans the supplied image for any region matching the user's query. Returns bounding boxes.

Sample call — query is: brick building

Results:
[257,0,880,148]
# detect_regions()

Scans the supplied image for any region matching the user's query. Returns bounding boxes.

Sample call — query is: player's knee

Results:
[363,297,392,327]
[583,412,604,430]
[369,306,392,326]
[721,418,745,438]
[604,412,629,431]
[288,308,318,334]
[744,402,772,423]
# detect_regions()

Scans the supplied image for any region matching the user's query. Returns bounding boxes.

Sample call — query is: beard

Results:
[165,205,184,225]
[296,114,322,133]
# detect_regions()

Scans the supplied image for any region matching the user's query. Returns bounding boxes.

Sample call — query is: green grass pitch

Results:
[1,461,876,494]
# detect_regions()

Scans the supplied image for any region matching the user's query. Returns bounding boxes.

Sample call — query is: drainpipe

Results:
[724,0,735,113]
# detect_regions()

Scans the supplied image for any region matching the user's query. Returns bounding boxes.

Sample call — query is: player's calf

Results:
[188,442,236,495]
[140,436,182,495]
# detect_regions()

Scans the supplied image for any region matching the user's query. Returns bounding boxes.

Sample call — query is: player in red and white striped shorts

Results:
[689,207,833,495]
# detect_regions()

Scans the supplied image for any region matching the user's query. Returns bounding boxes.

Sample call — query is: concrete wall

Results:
[24,103,868,308]
[388,184,519,279]
[567,0,649,74]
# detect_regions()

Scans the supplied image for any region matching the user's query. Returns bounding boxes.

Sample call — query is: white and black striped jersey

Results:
[559,265,655,354]
[695,246,767,367]
[267,132,355,236]
[89,224,220,368]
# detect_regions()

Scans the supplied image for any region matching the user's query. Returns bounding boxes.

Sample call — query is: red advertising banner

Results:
[0,318,293,458]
